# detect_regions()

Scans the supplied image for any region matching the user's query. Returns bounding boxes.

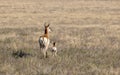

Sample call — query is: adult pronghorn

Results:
[39,23,51,58]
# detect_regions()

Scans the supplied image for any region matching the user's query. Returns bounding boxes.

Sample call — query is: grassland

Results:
[0,0,120,75]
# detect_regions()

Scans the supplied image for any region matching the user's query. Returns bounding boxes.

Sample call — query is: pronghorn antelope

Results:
[39,23,51,58]
[51,42,57,56]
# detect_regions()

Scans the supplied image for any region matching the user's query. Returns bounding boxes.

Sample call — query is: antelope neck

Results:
[44,28,48,34]
[53,43,56,46]
[44,28,49,38]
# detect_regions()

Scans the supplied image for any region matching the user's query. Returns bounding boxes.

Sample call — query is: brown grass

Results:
[0,0,120,75]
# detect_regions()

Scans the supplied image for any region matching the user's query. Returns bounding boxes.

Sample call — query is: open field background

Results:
[0,0,120,75]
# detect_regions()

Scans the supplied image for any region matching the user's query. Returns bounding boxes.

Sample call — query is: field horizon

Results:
[0,0,120,75]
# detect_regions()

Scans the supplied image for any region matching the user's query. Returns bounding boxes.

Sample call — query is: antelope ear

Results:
[47,24,50,27]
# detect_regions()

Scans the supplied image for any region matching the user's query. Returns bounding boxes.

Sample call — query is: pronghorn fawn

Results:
[39,23,51,58]
[51,42,57,56]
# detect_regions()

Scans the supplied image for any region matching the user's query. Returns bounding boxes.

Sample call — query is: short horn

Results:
[47,24,50,27]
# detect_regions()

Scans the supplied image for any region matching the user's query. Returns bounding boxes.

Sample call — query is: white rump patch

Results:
[39,37,50,49]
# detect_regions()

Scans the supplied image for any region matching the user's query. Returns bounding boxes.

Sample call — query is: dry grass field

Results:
[0,0,120,75]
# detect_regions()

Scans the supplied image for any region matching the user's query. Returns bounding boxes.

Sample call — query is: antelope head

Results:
[44,23,52,32]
